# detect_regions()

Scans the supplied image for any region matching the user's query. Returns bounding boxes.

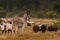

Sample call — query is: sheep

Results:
[0,23,6,34]
[5,21,15,33]
[1,18,7,23]
[0,18,15,34]
[27,21,35,26]
[33,23,47,33]
[47,25,57,32]
[0,18,14,34]
[27,21,35,24]
[40,24,46,32]
[53,25,57,32]
[33,25,40,32]
[0,18,6,33]
[27,23,31,26]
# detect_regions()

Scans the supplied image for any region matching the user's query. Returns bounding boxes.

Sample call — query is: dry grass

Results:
[0,18,60,40]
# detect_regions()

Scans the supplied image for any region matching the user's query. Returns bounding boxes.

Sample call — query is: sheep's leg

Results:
[4,25,6,34]
[5,30,7,34]
[11,30,12,34]
[2,30,6,34]
[8,30,9,33]
[2,30,4,34]
[8,29,12,34]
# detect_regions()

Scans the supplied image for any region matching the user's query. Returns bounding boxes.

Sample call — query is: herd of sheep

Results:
[0,17,58,34]
[33,24,57,32]
[27,21,57,33]
[0,18,15,34]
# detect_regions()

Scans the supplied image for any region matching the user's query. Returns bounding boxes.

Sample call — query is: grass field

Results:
[0,18,60,40]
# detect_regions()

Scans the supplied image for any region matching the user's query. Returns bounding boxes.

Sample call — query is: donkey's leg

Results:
[21,24,25,34]
[15,26,18,35]
[17,26,24,35]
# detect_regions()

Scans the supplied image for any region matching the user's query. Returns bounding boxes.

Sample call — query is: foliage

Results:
[54,21,60,30]
[0,7,7,18]
[0,0,60,18]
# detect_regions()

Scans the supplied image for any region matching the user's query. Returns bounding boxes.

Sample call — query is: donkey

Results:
[12,13,30,34]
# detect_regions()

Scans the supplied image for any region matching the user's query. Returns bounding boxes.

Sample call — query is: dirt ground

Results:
[0,18,60,40]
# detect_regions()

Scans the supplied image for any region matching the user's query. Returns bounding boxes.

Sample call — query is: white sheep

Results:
[0,24,4,30]
[27,21,35,24]
[0,23,6,33]
[5,21,14,33]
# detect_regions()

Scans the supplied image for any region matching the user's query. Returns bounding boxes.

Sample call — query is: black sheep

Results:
[40,24,46,32]
[53,26,57,32]
[27,23,31,26]
[47,26,52,31]
[47,25,57,32]
[33,25,39,32]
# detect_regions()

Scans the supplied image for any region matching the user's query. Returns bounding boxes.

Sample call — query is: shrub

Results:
[0,7,7,18]
[54,21,60,30]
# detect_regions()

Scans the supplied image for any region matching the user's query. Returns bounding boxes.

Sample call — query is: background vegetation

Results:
[0,0,60,18]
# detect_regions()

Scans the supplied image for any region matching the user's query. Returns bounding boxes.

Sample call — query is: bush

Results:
[0,7,7,18]
[54,21,60,30]
[6,12,14,17]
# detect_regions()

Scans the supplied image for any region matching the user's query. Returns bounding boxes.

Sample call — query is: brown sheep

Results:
[40,24,46,32]
[33,25,40,32]
[47,25,57,32]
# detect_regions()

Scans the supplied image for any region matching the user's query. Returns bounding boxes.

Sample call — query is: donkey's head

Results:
[23,10,30,21]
